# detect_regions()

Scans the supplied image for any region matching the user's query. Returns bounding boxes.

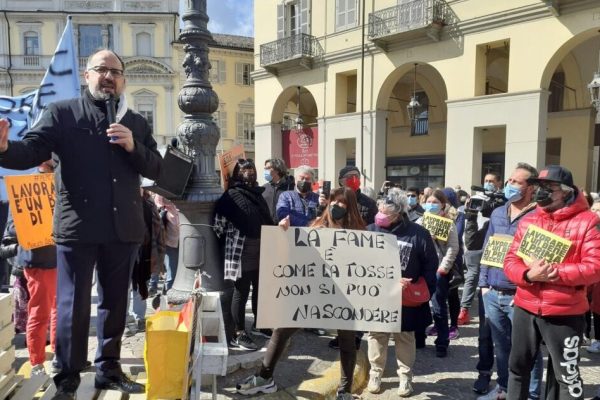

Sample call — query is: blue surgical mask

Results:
[483,182,495,192]
[408,196,417,207]
[264,170,273,182]
[424,203,441,214]
[503,184,521,200]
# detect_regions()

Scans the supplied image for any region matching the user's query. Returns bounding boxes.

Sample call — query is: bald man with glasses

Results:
[0,49,162,399]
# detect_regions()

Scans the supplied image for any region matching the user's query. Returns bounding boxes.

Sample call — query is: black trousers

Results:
[54,242,138,386]
[232,238,260,332]
[507,306,585,400]
[259,328,357,393]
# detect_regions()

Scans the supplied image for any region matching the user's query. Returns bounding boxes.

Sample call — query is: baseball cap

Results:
[338,165,360,179]
[527,165,574,188]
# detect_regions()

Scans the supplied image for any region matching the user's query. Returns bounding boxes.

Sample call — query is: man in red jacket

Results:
[504,165,600,400]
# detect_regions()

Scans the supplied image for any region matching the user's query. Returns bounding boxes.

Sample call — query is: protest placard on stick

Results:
[4,174,55,250]
[481,235,513,268]
[217,144,245,190]
[257,226,402,333]
[421,213,453,241]
[516,225,572,263]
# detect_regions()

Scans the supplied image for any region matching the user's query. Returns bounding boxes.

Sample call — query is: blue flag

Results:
[0,16,80,200]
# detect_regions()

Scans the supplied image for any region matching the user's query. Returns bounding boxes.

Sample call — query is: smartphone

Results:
[322,180,331,198]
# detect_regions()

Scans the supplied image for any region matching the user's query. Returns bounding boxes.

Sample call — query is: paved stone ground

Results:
[12,287,600,399]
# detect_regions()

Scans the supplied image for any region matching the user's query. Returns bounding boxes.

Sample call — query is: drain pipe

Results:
[3,11,14,96]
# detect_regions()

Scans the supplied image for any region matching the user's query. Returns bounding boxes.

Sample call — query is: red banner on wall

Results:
[282,127,318,169]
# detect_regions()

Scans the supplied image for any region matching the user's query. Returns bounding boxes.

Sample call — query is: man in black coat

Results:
[0,49,161,399]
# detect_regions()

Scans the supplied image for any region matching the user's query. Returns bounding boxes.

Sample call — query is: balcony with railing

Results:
[8,55,53,70]
[368,0,449,50]
[260,33,323,74]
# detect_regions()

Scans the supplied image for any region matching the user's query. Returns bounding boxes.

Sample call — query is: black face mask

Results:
[330,204,347,220]
[534,187,553,207]
[297,181,312,194]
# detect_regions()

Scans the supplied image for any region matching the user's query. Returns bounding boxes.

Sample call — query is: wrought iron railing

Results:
[260,33,323,67]
[368,0,448,40]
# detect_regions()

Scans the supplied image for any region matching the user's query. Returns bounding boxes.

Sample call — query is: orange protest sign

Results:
[4,173,55,250]
[218,144,246,190]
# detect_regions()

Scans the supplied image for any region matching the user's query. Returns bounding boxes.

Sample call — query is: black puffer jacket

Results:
[262,175,295,223]
[0,90,162,244]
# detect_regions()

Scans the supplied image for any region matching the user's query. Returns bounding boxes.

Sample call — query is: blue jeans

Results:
[128,286,146,322]
[484,288,543,398]
[164,246,179,290]
[477,290,494,374]
[432,272,450,349]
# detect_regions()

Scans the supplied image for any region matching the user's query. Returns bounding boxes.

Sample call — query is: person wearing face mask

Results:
[417,190,459,358]
[337,165,378,225]
[406,187,425,222]
[214,159,275,352]
[262,158,295,223]
[276,165,319,229]
[475,163,543,400]
[504,165,600,400]
[366,188,438,397]
[483,172,503,193]
[237,188,365,400]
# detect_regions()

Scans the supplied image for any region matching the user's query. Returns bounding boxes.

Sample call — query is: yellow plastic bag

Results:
[144,299,195,400]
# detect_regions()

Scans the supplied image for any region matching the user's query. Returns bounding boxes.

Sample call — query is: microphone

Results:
[105,95,117,142]
[105,95,116,125]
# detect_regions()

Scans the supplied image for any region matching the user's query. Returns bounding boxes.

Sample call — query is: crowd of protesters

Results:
[216,158,600,400]
[1,134,600,399]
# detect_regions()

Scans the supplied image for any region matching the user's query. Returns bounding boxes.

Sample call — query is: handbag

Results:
[402,277,430,307]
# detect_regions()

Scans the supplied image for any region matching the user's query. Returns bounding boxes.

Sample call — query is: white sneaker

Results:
[236,375,277,395]
[587,340,600,353]
[367,373,381,393]
[477,384,507,400]
[398,379,414,397]
[31,364,47,376]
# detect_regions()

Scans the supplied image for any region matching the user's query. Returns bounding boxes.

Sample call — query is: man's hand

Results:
[278,215,290,231]
[318,193,328,207]
[525,259,559,282]
[0,119,9,153]
[437,267,448,276]
[107,123,135,152]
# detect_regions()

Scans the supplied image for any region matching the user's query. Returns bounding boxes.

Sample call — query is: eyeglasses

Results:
[406,194,417,198]
[88,66,124,77]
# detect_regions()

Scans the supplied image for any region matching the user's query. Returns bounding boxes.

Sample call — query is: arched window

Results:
[136,32,152,57]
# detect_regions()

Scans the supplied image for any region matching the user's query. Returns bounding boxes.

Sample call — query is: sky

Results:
[179,0,254,37]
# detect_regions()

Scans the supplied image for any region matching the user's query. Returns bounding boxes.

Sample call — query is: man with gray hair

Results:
[276,165,319,228]
[262,158,294,223]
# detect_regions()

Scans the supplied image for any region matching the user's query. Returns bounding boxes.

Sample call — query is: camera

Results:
[466,186,506,218]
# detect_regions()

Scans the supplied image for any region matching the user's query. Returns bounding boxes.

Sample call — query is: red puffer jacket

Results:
[504,192,600,316]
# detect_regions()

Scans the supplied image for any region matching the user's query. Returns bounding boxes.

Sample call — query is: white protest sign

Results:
[257,226,402,333]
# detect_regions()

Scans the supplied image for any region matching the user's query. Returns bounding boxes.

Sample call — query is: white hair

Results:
[377,188,409,215]
[294,165,315,182]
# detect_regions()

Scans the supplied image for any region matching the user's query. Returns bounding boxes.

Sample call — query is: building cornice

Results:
[446,89,551,108]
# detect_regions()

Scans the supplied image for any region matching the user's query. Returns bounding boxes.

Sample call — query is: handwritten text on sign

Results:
[516,225,572,263]
[481,235,513,268]
[5,174,55,250]
[257,226,402,333]
[421,213,453,241]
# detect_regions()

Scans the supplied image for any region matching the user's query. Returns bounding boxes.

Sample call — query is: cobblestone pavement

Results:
[13,290,600,399]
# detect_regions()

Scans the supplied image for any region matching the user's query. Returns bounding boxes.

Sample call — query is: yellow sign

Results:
[4,173,55,250]
[516,224,572,263]
[481,235,513,268]
[421,213,453,241]
[218,144,246,190]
